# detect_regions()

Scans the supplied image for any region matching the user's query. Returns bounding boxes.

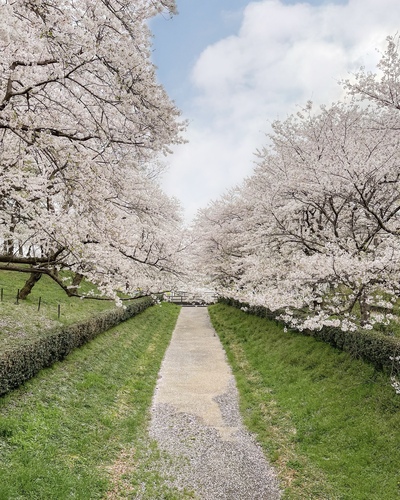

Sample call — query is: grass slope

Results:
[0,270,115,346]
[0,303,191,499]
[209,303,400,500]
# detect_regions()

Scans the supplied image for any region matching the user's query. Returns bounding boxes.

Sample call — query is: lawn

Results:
[0,270,115,344]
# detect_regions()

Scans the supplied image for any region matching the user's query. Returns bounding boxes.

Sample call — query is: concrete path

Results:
[149,307,281,499]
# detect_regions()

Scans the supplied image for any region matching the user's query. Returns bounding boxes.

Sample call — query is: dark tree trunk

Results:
[68,272,84,296]
[3,238,14,256]
[359,288,370,326]
[19,272,42,300]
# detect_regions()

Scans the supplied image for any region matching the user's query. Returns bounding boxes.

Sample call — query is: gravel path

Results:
[149,307,281,499]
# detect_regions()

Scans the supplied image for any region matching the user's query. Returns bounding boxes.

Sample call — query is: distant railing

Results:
[163,291,217,306]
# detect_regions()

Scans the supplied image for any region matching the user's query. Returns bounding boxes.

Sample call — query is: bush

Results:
[219,297,400,376]
[0,296,154,396]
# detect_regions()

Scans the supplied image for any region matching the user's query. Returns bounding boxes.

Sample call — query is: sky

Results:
[149,0,400,223]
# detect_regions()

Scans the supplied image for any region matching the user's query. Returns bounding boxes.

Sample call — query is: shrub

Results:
[0,296,154,396]
[219,297,400,376]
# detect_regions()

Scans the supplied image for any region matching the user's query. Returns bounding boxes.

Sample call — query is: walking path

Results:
[149,307,281,499]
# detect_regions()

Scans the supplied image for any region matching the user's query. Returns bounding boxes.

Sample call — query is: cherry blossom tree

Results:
[343,35,400,113]
[246,100,400,329]
[190,189,250,291]
[193,95,400,330]
[0,0,186,299]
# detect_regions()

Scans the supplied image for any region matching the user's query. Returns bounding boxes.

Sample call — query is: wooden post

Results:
[16,289,19,305]
[0,288,3,302]
[38,296,41,312]
[58,304,61,319]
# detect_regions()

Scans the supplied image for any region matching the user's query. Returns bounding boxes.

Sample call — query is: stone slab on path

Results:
[149,306,281,499]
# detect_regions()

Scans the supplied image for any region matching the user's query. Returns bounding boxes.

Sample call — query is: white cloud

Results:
[161,125,260,222]
[161,0,400,222]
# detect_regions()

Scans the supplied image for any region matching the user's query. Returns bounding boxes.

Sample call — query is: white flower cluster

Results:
[389,356,400,395]
[390,377,400,395]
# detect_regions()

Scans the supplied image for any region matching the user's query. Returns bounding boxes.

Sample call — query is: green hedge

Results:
[0,296,154,396]
[219,297,400,376]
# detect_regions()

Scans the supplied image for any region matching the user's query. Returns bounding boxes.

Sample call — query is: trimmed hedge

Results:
[0,296,154,396]
[219,297,400,376]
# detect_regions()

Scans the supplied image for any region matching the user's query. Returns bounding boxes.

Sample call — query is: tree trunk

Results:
[359,289,370,326]
[68,272,84,296]
[19,272,42,300]
[3,238,14,256]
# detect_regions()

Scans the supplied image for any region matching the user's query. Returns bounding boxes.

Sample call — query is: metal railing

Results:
[163,291,217,306]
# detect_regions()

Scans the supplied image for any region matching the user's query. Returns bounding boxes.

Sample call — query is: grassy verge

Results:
[0,302,191,499]
[209,303,400,500]
[0,270,115,341]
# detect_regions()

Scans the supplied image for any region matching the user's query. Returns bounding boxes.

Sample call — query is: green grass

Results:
[209,303,400,500]
[0,271,119,350]
[0,302,193,499]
